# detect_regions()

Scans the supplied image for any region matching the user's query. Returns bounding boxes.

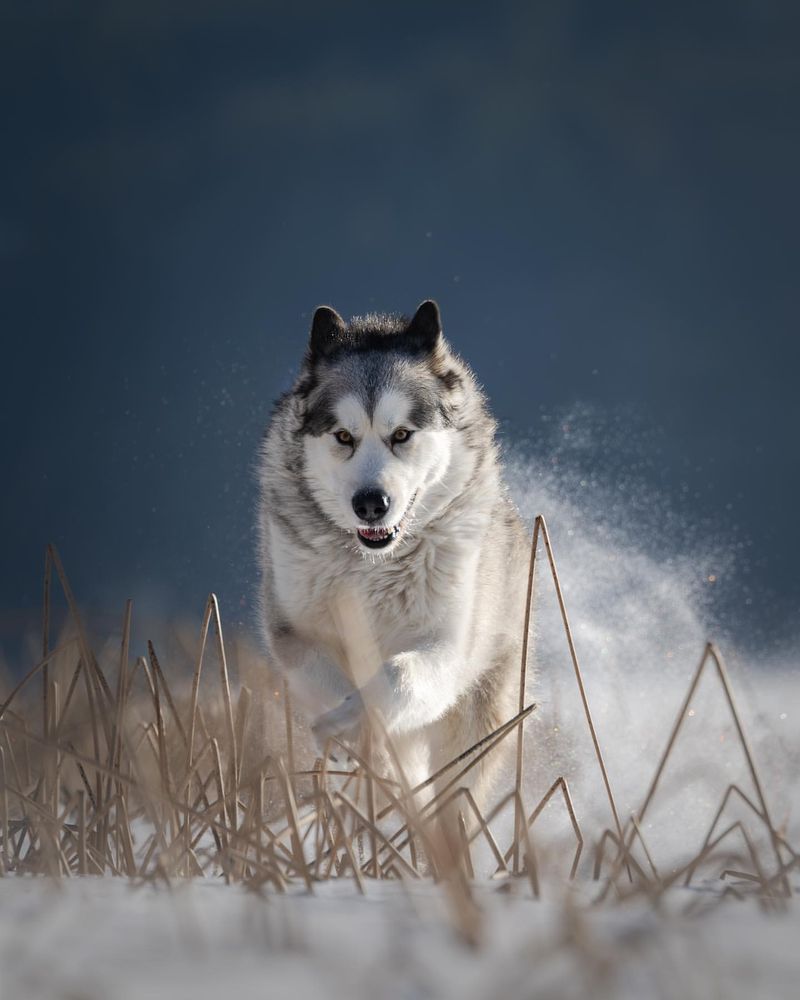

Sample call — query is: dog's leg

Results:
[427,654,518,809]
[378,642,478,732]
[268,626,357,748]
[312,634,484,744]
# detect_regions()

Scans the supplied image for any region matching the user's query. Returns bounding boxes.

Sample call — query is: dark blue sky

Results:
[2,2,798,651]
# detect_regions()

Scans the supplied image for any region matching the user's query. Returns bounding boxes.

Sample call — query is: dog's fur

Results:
[256,301,529,803]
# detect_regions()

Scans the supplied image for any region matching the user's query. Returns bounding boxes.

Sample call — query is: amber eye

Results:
[334,429,353,446]
[391,427,413,445]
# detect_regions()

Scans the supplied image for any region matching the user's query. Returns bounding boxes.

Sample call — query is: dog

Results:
[256,300,529,804]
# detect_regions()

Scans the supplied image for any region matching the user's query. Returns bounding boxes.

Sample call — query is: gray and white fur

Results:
[256,300,529,803]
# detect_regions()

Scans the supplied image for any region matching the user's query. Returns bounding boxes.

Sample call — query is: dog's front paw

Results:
[311,693,364,754]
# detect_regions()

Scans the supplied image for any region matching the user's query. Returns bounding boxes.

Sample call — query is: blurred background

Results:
[2,1,798,659]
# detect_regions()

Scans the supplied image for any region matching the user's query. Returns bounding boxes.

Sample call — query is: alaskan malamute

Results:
[257,300,529,802]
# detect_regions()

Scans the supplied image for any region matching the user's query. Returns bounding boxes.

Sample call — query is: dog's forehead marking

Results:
[333,389,415,435]
[373,388,413,432]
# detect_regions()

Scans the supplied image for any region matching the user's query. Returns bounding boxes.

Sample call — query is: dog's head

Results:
[296,301,478,554]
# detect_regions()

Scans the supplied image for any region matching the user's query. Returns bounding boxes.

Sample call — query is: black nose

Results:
[352,488,391,523]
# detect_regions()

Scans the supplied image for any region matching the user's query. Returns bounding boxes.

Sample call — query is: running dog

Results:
[256,300,529,802]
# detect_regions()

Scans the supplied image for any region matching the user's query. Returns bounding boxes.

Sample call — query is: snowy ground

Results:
[0,876,798,1000]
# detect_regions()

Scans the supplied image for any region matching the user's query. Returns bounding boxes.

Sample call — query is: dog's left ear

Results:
[405,300,442,354]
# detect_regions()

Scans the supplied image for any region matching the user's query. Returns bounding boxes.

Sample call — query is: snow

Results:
[1,877,798,1000]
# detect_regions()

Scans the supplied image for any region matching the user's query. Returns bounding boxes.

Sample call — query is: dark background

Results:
[2,1,798,655]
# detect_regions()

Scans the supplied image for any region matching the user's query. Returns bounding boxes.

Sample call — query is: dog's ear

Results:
[405,300,442,354]
[309,305,346,361]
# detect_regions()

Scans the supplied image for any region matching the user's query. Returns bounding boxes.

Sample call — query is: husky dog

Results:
[256,301,529,802]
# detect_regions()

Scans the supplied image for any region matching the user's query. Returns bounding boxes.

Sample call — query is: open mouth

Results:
[356,493,417,550]
[356,524,401,549]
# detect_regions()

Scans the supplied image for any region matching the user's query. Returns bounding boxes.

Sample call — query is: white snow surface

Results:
[0,877,798,1000]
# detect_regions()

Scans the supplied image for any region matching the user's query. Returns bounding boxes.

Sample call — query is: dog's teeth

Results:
[359,526,394,539]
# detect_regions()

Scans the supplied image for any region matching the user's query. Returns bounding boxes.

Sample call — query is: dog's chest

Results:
[275,531,461,651]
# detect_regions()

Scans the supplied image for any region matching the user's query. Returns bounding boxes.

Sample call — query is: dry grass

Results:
[0,517,796,945]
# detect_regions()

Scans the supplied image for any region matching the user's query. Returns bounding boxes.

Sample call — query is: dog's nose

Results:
[352,488,391,523]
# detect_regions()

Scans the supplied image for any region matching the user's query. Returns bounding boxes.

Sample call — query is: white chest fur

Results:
[267,515,477,661]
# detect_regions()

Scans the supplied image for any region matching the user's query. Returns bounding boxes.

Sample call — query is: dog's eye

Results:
[391,428,413,445]
[334,429,354,446]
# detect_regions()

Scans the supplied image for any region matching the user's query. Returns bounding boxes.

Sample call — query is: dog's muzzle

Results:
[355,492,417,550]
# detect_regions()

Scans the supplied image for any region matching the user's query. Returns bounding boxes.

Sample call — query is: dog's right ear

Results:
[405,300,442,354]
[308,306,346,362]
